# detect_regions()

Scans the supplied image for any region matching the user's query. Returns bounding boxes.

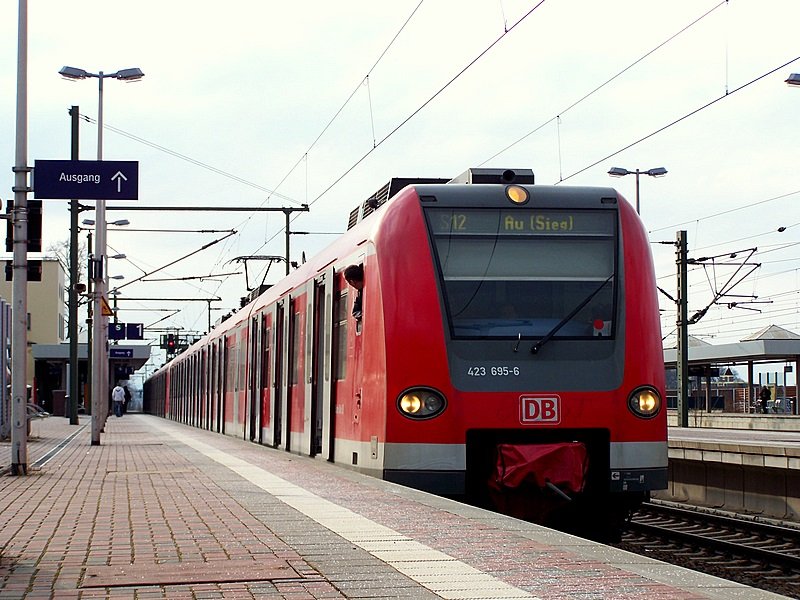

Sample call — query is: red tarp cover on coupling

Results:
[490,442,588,494]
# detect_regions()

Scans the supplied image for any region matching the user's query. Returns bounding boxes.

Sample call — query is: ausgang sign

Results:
[33,159,138,200]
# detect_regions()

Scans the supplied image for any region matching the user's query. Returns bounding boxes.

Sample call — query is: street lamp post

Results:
[59,65,143,446]
[80,217,128,433]
[11,0,31,475]
[607,166,667,214]
[85,230,93,422]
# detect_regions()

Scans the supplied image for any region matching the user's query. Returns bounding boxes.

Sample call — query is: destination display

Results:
[427,208,615,236]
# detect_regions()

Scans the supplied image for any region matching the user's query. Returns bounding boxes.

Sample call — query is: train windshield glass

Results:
[426,208,617,340]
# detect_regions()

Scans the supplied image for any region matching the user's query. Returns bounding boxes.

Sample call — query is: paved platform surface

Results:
[0,415,87,476]
[0,414,789,599]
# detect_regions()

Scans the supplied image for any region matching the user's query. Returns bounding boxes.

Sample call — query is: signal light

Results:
[5,200,42,252]
[166,334,176,351]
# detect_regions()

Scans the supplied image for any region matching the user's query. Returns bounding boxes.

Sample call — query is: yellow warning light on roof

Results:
[506,185,529,205]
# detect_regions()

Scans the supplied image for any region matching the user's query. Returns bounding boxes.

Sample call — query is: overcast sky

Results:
[2,0,799,377]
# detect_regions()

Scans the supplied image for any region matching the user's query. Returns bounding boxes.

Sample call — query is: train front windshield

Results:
[426,208,618,340]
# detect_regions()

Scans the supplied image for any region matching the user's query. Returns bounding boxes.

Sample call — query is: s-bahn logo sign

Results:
[520,395,561,424]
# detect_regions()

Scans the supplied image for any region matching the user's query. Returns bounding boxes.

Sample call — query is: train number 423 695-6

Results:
[467,366,520,377]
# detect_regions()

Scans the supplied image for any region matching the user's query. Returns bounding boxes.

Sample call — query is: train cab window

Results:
[426,207,617,340]
[344,264,364,336]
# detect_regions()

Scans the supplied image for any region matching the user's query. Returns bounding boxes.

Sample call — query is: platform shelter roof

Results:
[32,342,151,371]
[663,325,800,367]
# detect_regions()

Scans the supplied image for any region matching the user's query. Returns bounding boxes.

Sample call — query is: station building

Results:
[0,256,148,417]
[0,257,66,387]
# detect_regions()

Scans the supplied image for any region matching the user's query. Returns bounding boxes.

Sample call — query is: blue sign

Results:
[109,347,134,359]
[114,365,135,378]
[108,322,144,340]
[109,323,126,340]
[33,159,139,200]
[126,323,144,340]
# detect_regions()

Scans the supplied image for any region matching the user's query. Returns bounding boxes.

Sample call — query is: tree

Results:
[46,238,89,335]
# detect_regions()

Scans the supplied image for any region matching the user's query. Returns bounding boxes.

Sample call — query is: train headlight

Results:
[397,387,447,420]
[505,185,529,205]
[627,386,661,418]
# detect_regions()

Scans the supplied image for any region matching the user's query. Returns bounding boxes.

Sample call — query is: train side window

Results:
[263,326,271,392]
[290,311,302,385]
[238,327,247,392]
[225,340,235,393]
[334,290,348,380]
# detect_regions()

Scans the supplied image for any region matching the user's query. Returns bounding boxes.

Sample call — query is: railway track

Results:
[617,500,800,598]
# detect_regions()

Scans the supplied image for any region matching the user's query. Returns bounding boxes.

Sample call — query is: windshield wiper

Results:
[530,274,614,355]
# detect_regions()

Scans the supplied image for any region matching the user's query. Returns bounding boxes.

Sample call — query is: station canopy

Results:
[32,342,151,372]
[663,325,800,369]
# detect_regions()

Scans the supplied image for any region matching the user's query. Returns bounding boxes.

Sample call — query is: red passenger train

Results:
[144,168,667,538]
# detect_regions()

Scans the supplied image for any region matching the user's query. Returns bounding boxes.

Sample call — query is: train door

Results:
[210,343,217,430]
[202,348,209,430]
[246,314,261,442]
[312,267,336,459]
[186,360,190,423]
[191,356,196,426]
[233,328,244,438]
[215,341,222,432]
[269,300,285,448]
[279,297,293,451]
[351,262,365,438]
[220,337,228,435]
[299,279,315,456]
[259,312,270,445]
[195,354,201,428]
[194,355,200,427]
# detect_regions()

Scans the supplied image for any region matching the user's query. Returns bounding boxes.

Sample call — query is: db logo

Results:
[520,396,561,424]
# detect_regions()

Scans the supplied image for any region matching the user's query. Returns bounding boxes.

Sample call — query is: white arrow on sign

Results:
[111,171,128,193]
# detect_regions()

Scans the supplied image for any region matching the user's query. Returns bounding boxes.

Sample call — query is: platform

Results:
[668,410,800,432]
[0,415,787,599]
[661,425,800,521]
[668,426,800,469]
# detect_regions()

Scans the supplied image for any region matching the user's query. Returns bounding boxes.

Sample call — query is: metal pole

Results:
[86,231,93,422]
[676,230,689,428]
[10,0,30,475]
[68,106,80,425]
[91,73,108,444]
[0,300,9,439]
[284,210,290,276]
[634,170,641,214]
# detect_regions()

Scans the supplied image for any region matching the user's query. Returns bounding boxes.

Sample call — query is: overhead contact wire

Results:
[479,0,727,166]
[247,1,548,260]
[559,56,800,183]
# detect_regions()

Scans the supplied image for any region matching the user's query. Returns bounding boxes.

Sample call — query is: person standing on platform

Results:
[112,383,125,418]
[759,386,771,414]
[123,385,131,414]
